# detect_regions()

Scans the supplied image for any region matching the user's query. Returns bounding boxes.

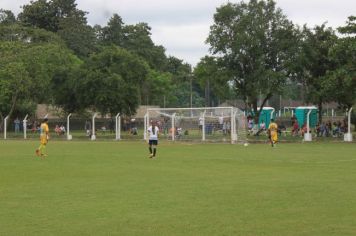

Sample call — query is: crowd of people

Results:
[247,115,348,138]
[8,114,350,141]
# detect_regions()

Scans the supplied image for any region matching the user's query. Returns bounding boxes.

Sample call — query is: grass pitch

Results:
[1,141,356,236]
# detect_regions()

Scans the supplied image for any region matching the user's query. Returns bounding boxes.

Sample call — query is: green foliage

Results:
[207,0,298,120]
[0,34,80,119]
[141,70,173,107]
[69,46,150,115]
[322,16,356,110]
[100,16,167,71]
[0,9,16,25]
[18,0,96,57]
[0,1,209,117]
[194,56,233,106]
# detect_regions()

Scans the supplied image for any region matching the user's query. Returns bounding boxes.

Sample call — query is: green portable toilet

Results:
[258,107,275,128]
[295,106,318,128]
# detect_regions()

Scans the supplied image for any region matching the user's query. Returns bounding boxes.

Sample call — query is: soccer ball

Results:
[244,143,248,147]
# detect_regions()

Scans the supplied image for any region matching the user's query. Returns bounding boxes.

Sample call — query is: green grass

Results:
[1,141,356,236]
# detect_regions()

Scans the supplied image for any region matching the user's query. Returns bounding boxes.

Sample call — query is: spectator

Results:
[278,122,286,136]
[55,125,61,135]
[255,120,266,136]
[199,116,204,132]
[223,121,227,135]
[301,123,307,136]
[292,120,299,136]
[85,120,91,136]
[247,117,254,135]
[109,119,114,133]
[218,113,224,130]
[101,125,107,134]
[14,117,20,133]
[60,124,66,135]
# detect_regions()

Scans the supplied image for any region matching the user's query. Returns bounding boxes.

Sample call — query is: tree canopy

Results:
[0,0,355,123]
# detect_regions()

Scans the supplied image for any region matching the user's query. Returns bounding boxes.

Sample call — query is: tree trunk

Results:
[318,100,323,124]
[253,93,273,124]
[7,94,18,120]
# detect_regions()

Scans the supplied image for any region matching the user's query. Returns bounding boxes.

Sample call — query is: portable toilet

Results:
[258,107,275,128]
[295,106,318,128]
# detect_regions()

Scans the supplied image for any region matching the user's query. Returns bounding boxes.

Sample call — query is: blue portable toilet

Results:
[295,106,318,128]
[258,107,275,128]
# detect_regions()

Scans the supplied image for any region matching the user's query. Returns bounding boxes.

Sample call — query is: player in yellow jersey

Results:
[268,118,278,147]
[35,118,50,158]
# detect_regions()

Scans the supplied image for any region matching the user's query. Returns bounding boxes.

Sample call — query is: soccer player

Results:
[268,118,278,147]
[147,121,159,158]
[35,118,50,158]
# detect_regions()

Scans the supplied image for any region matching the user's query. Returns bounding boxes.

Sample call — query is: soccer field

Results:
[1,141,356,236]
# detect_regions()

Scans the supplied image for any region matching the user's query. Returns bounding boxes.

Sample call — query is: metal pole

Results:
[115,113,120,140]
[230,108,234,144]
[172,113,176,141]
[190,76,193,109]
[91,113,97,141]
[23,114,28,139]
[144,113,148,141]
[202,111,206,141]
[4,115,9,139]
[307,110,311,134]
[344,107,353,142]
[270,108,275,121]
[348,107,352,134]
[67,113,72,140]
[304,109,312,142]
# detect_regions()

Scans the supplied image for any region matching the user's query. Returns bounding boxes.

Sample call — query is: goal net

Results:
[144,107,247,144]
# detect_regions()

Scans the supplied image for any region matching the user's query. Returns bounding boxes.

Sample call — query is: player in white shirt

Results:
[147,121,159,158]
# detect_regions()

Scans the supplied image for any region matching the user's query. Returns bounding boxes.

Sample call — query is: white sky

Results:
[2,0,356,66]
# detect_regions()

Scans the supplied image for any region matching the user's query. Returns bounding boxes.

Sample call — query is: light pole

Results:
[190,74,193,109]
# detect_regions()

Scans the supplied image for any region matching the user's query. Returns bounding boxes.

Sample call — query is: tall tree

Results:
[301,24,338,122]
[0,9,16,25]
[194,56,232,107]
[122,23,167,71]
[101,14,125,47]
[322,16,356,110]
[207,0,298,122]
[19,0,96,57]
[58,46,150,115]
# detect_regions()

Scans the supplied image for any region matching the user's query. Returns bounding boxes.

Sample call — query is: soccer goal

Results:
[144,107,247,144]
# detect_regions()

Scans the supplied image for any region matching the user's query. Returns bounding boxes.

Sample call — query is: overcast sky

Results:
[3,0,355,66]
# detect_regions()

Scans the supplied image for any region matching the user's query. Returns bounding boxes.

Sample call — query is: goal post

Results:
[145,107,247,144]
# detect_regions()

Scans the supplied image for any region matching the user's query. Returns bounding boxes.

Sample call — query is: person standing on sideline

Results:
[147,121,159,158]
[35,118,50,158]
[268,118,278,147]
[14,117,21,133]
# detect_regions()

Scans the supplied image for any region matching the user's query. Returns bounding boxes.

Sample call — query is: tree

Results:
[59,46,150,116]
[301,24,338,122]
[322,16,356,130]
[207,0,298,122]
[0,60,31,123]
[163,56,204,107]
[122,23,167,71]
[101,14,125,47]
[19,0,96,57]
[141,70,173,107]
[0,26,80,122]
[194,56,233,107]
[0,9,16,25]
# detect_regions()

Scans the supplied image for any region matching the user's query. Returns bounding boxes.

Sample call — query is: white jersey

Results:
[148,126,159,140]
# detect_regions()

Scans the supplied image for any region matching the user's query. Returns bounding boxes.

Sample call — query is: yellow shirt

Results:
[268,122,278,132]
[40,123,49,137]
